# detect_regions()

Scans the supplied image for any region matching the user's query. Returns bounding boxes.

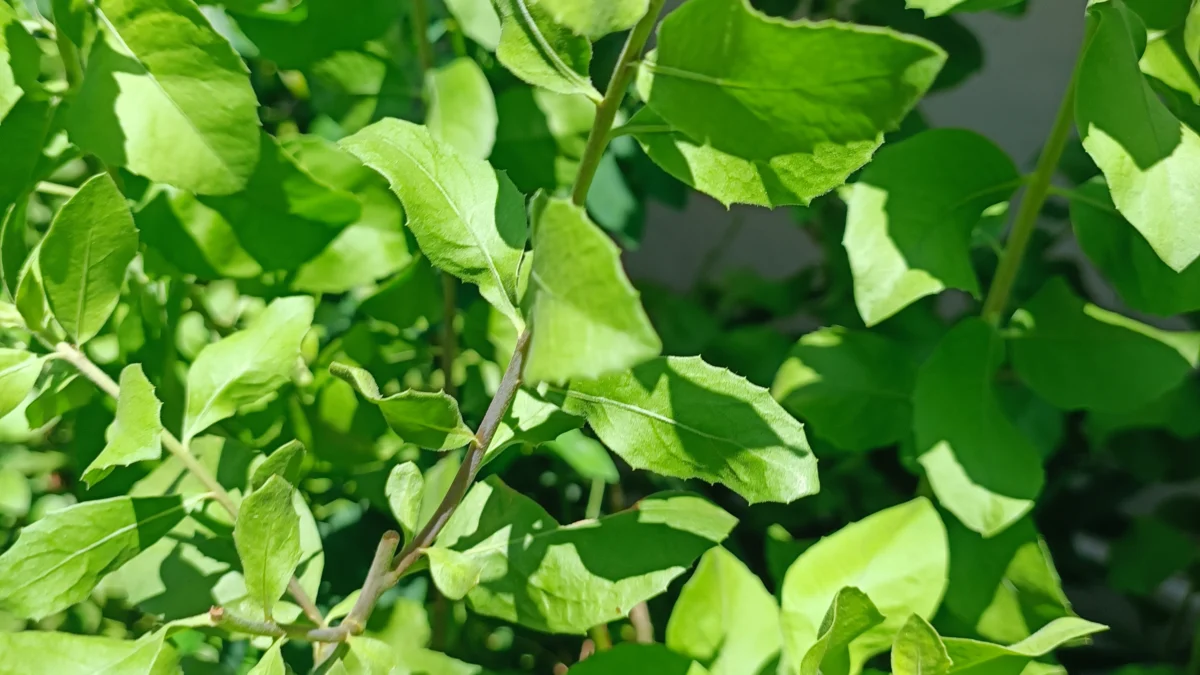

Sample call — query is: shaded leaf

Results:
[561,355,819,504]
[82,364,163,486]
[234,475,302,620]
[568,643,709,674]
[136,189,263,281]
[332,362,475,450]
[490,86,594,194]
[904,0,1024,16]
[0,2,40,122]
[236,0,404,69]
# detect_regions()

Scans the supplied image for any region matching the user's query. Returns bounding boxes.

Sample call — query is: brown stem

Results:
[54,342,327,627]
[411,0,434,72]
[304,531,400,642]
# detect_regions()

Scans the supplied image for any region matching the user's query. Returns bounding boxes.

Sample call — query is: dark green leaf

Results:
[0,349,41,420]
[568,643,706,674]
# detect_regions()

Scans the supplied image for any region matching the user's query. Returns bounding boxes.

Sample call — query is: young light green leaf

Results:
[0,349,41,420]
[0,630,179,675]
[540,429,618,483]
[940,516,1073,644]
[446,0,502,49]
[636,0,945,164]
[904,0,1024,16]
[914,319,1044,537]
[1071,177,1200,315]
[341,119,527,326]
[666,547,781,675]
[0,2,40,122]
[234,475,302,620]
[0,97,52,225]
[331,362,476,450]
[70,0,261,195]
[494,0,601,100]
[780,498,948,674]
[251,440,306,490]
[1011,278,1200,412]
[0,495,187,620]
[538,0,648,37]
[629,106,879,209]
[1077,0,1200,272]
[82,364,163,486]
[800,587,886,675]
[561,355,818,504]
[772,327,916,452]
[183,296,314,442]
[200,132,362,271]
[569,643,710,675]
[247,641,286,675]
[39,173,138,345]
[525,198,661,383]
[892,615,951,675]
[842,129,1019,326]
[426,57,498,160]
[942,617,1107,674]
[385,461,423,542]
[427,476,736,634]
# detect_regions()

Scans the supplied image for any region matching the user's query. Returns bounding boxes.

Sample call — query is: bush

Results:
[0,0,1194,672]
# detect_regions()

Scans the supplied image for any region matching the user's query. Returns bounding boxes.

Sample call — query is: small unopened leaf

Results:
[1077,0,1200,271]
[525,198,661,384]
[0,349,41,419]
[914,319,1044,537]
[800,587,885,675]
[39,174,138,345]
[427,476,735,634]
[332,362,475,450]
[341,119,527,326]
[251,440,306,490]
[385,461,423,541]
[82,364,163,486]
[942,617,1107,673]
[426,58,498,160]
[562,355,818,504]
[235,475,302,619]
[667,547,781,675]
[892,615,951,675]
[842,129,1019,326]
[780,498,947,673]
[1011,278,1200,412]
[772,327,916,452]
[184,296,314,442]
[494,0,600,100]
[0,495,187,620]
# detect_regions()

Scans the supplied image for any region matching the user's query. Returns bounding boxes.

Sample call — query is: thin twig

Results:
[629,602,654,643]
[53,342,326,627]
[410,0,434,72]
[439,273,458,398]
[35,181,79,198]
[305,531,400,641]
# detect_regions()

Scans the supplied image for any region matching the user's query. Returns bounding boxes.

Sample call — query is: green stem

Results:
[571,0,667,206]
[53,342,327,627]
[54,27,83,93]
[410,0,434,72]
[980,50,1082,325]
[588,624,613,651]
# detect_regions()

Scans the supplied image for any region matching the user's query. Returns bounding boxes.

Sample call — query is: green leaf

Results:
[251,439,306,490]
[568,643,710,674]
[914,319,1044,537]
[800,587,886,675]
[842,129,1019,326]
[1077,0,1200,271]
[24,368,95,428]
[486,387,584,460]
[779,498,948,673]
[0,494,187,620]
[494,0,601,100]
[892,615,951,675]
[427,476,736,634]
[904,0,1024,16]
[235,0,403,69]
[629,106,877,208]
[540,429,618,483]
[525,198,661,383]
[52,0,92,47]
[385,461,423,541]
[426,57,498,160]
[331,363,475,450]
[70,0,262,195]
[0,97,52,218]
[39,173,138,345]
[666,547,781,675]
[942,617,1107,674]
[490,86,595,194]
[938,516,1073,644]
[183,296,314,442]
[341,119,527,326]
[247,641,286,675]
[0,467,31,519]
[1011,278,1200,412]
[82,364,163,486]
[561,355,819,504]
[0,630,179,675]
[199,131,362,271]
[136,189,263,281]
[0,2,41,122]
[1107,516,1198,597]
[636,0,944,164]
[235,475,302,620]
[1071,177,1200,315]
[772,326,916,452]
[538,0,648,37]
[359,256,443,330]
[0,349,41,420]
[446,0,502,49]
[1,200,30,297]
